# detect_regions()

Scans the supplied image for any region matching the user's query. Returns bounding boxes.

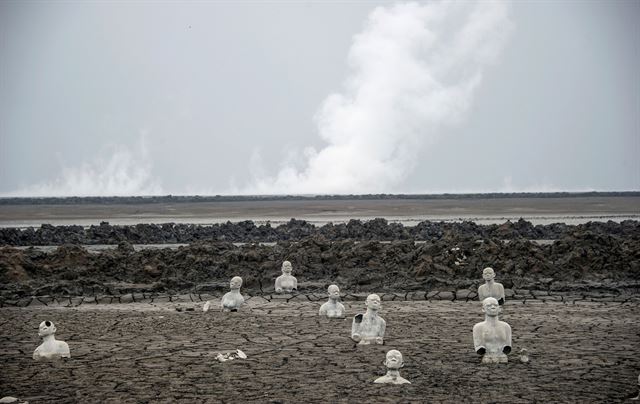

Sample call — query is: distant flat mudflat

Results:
[0,195,638,227]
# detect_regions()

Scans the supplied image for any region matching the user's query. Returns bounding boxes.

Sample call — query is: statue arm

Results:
[319,303,327,316]
[351,317,361,341]
[379,318,386,338]
[275,276,282,292]
[503,323,512,354]
[61,342,71,358]
[473,325,485,354]
[477,286,486,301]
[293,277,298,290]
[498,284,505,305]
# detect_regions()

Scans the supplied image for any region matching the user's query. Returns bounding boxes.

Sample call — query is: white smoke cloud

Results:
[246,1,513,195]
[5,135,163,197]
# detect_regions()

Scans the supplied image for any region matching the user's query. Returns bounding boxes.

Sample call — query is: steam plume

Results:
[5,137,162,197]
[247,1,512,194]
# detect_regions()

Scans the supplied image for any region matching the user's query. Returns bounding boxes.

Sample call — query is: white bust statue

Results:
[473,297,512,363]
[374,350,411,385]
[319,284,346,318]
[632,374,640,400]
[351,294,386,345]
[33,320,70,361]
[275,260,297,293]
[478,267,505,305]
[221,276,245,312]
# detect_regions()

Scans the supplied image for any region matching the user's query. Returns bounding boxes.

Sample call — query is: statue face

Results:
[365,294,381,310]
[385,350,403,369]
[230,276,242,290]
[38,320,56,337]
[328,285,340,299]
[482,267,495,281]
[282,261,292,274]
[482,297,501,316]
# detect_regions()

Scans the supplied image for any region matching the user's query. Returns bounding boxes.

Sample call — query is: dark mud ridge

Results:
[1,218,639,245]
[1,225,638,299]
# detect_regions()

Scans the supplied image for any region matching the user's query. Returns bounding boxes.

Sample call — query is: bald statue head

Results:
[384,350,404,370]
[281,261,293,274]
[230,276,243,290]
[38,320,56,337]
[365,294,381,311]
[481,297,501,317]
[327,284,340,300]
[482,267,496,281]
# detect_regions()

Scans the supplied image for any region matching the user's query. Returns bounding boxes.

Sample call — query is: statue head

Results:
[384,350,404,370]
[38,320,56,337]
[327,284,340,300]
[481,297,501,317]
[365,294,381,311]
[482,267,496,281]
[230,276,243,290]
[281,261,293,275]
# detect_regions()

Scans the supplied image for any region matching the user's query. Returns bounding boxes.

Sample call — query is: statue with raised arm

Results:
[478,267,505,305]
[33,321,70,361]
[351,294,386,345]
[473,297,512,363]
[275,260,297,293]
[221,276,245,312]
[374,350,411,385]
[319,284,346,318]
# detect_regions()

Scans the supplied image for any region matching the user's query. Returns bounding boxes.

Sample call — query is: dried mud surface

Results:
[0,300,638,403]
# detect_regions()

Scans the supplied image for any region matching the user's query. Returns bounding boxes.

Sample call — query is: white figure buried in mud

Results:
[478,267,505,305]
[221,276,245,312]
[473,297,512,364]
[374,349,411,385]
[319,284,345,318]
[351,294,386,345]
[275,260,297,293]
[33,320,70,361]
[632,374,640,400]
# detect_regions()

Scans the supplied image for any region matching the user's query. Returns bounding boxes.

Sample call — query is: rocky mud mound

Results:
[1,227,638,299]
[1,218,639,245]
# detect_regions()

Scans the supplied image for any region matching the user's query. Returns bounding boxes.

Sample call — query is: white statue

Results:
[33,320,70,361]
[275,260,297,293]
[351,294,386,345]
[632,374,640,400]
[221,276,245,312]
[319,284,346,318]
[473,297,512,364]
[374,350,411,385]
[478,267,505,305]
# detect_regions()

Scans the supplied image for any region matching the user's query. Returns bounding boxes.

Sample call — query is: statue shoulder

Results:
[59,341,70,355]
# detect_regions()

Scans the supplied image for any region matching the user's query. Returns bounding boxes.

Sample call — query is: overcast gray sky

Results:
[1,0,638,196]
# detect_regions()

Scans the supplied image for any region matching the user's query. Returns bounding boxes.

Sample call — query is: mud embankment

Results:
[1,225,638,299]
[1,218,639,245]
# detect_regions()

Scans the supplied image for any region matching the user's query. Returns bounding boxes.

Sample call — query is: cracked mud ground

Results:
[0,300,638,403]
